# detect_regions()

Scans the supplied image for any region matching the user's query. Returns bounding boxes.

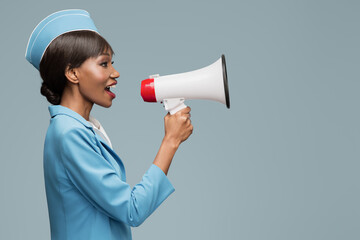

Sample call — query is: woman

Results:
[25,9,193,240]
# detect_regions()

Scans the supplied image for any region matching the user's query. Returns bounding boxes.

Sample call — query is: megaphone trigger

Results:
[163,98,187,115]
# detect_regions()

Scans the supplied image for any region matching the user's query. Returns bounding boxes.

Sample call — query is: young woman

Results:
[25,9,193,240]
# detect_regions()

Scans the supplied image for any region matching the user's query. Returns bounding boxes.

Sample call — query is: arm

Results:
[153,107,193,175]
[58,107,192,226]
[60,127,174,227]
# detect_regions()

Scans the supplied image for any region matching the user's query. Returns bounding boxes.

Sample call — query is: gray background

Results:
[0,0,359,239]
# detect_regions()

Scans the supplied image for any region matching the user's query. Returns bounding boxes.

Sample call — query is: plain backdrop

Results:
[0,0,359,239]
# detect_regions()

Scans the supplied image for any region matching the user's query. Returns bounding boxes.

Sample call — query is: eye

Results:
[100,61,109,67]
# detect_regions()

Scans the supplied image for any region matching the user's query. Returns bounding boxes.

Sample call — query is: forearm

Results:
[153,107,193,175]
[153,136,181,175]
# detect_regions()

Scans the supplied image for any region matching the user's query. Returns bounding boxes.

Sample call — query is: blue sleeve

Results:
[59,127,175,227]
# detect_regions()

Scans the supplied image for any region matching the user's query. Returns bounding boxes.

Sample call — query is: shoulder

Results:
[46,114,96,147]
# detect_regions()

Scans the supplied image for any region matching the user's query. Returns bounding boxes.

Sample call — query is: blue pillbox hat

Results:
[25,9,99,70]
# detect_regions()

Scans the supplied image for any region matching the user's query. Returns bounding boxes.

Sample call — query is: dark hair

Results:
[39,31,114,105]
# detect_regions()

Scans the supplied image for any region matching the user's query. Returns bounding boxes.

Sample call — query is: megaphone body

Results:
[141,55,230,114]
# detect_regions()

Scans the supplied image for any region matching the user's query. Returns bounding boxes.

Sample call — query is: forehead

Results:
[93,51,113,60]
[99,48,113,57]
[82,50,113,65]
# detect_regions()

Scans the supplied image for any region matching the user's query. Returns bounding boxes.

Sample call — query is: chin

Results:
[97,101,113,108]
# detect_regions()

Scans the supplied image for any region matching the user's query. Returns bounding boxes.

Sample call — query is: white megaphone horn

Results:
[141,54,230,114]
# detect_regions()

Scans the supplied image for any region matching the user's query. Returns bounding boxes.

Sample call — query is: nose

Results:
[110,67,120,79]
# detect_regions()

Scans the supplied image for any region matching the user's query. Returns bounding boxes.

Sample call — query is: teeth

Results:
[105,85,116,91]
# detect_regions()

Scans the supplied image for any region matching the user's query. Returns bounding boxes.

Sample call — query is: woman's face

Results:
[75,49,119,108]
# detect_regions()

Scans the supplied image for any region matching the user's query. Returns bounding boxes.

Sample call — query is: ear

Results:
[65,65,79,84]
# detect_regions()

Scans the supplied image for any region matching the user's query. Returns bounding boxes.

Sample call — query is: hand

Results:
[163,107,193,147]
[153,107,193,175]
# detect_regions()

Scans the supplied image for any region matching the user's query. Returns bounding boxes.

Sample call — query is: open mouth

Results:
[105,84,116,98]
[105,85,115,91]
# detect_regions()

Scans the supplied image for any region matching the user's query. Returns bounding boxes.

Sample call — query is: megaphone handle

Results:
[163,98,187,115]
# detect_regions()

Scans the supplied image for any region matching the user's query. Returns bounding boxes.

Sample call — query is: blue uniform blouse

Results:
[44,105,175,240]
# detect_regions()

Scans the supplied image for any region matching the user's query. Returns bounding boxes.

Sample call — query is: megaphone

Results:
[141,54,230,114]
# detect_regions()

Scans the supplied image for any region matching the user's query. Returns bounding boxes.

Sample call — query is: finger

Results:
[181,115,190,122]
[189,124,194,132]
[182,113,190,119]
[178,106,191,114]
[164,113,170,121]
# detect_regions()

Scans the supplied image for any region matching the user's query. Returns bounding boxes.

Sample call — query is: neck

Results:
[60,85,93,121]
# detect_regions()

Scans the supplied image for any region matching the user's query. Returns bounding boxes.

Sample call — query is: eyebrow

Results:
[100,53,111,56]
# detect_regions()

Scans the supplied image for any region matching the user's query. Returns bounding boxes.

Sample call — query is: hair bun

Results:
[41,82,61,105]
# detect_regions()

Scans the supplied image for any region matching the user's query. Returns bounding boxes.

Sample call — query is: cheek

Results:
[84,73,108,90]
[78,66,109,96]
[92,71,108,83]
